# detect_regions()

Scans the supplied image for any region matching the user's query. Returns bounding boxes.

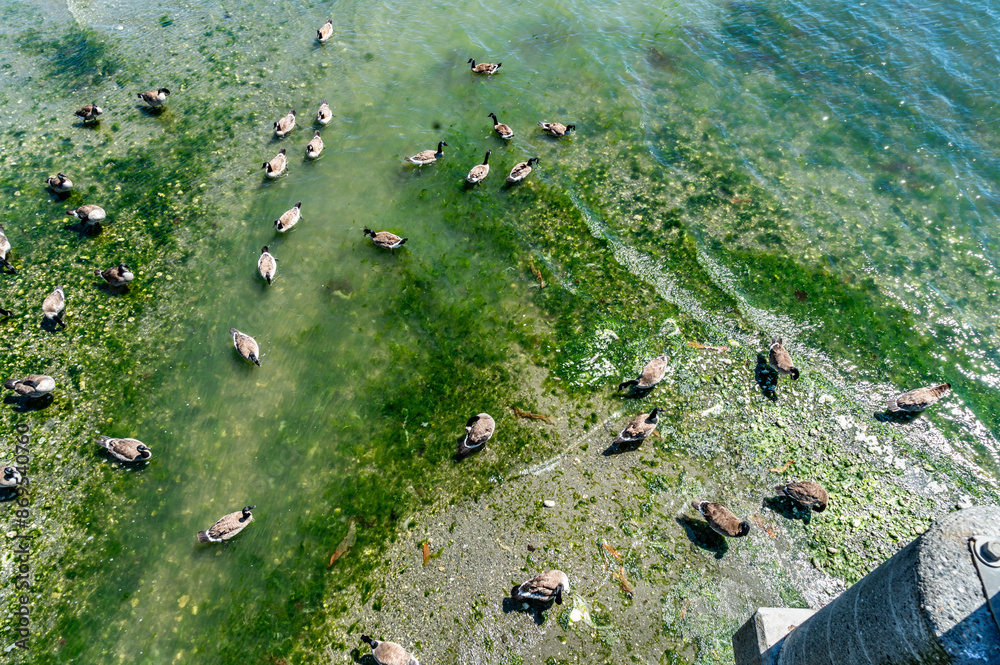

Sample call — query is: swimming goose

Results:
[137,88,170,107]
[74,103,103,122]
[4,375,56,398]
[774,481,828,512]
[612,407,664,446]
[691,500,751,537]
[42,286,66,328]
[274,109,296,138]
[511,570,570,606]
[506,158,539,183]
[404,141,447,168]
[230,328,261,366]
[306,130,324,159]
[360,635,420,665]
[0,466,20,489]
[468,58,501,74]
[488,112,513,139]
[466,150,491,184]
[95,264,134,288]
[457,413,495,457]
[0,224,15,273]
[618,353,669,392]
[258,246,277,284]
[768,338,799,380]
[363,228,407,254]
[262,148,287,178]
[45,173,73,192]
[317,100,333,125]
[97,436,152,462]
[66,204,107,226]
[537,121,576,137]
[317,19,333,43]
[887,383,951,413]
[197,506,255,543]
[274,201,302,232]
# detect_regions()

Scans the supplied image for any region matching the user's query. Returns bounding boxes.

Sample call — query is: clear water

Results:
[1,0,998,662]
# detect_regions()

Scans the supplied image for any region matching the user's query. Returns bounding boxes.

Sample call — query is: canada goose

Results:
[197,506,255,543]
[404,141,447,169]
[97,436,152,463]
[774,481,828,513]
[537,121,576,137]
[74,103,102,122]
[506,158,539,183]
[317,100,333,125]
[274,201,302,232]
[887,383,951,413]
[274,109,296,138]
[457,413,495,457]
[466,150,491,184]
[42,286,66,328]
[487,112,513,139]
[137,88,170,107]
[612,407,665,446]
[95,264,134,288]
[511,570,570,606]
[317,19,334,43]
[691,500,751,537]
[258,246,277,284]
[0,307,10,317]
[618,353,669,392]
[0,466,21,489]
[363,228,407,254]
[0,224,15,273]
[768,338,799,380]
[306,130,324,159]
[230,328,261,366]
[468,58,501,74]
[262,148,288,178]
[66,204,107,226]
[4,375,56,398]
[360,635,420,665]
[45,173,73,192]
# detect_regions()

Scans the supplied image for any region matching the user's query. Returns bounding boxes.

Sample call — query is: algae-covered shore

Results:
[2,1,999,664]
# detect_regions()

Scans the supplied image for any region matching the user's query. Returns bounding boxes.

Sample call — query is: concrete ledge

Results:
[733,607,817,665]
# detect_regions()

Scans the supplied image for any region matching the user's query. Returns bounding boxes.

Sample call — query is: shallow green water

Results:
[1,0,998,662]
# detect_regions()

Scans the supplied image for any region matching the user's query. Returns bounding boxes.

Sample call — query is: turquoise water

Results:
[0,0,998,662]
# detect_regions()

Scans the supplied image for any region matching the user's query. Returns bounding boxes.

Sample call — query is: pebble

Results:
[544,500,555,508]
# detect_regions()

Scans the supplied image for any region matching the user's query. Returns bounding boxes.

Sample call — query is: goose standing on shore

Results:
[404,141,447,169]
[466,150,491,184]
[537,121,575,137]
[45,173,73,193]
[511,570,570,606]
[262,148,287,178]
[488,112,513,139]
[274,201,302,232]
[457,413,495,457]
[274,109,296,138]
[258,246,277,284]
[887,383,951,413]
[360,635,420,665]
[774,481,828,512]
[0,466,21,490]
[4,375,56,399]
[691,500,751,537]
[137,88,170,107]
[95,264,134,288]
[612,407,664,447]
[66,204,106,227]
[42,286,66,328]
[306,130,324,159]
[317,19,333,43]
[363,228,407,254]
[230,328,261,366]
[74,103,102,123]
[506,158,539,183]
[618,353,669,392]
[468,58,501,74]
[768,338,799,380]
[316,100,333,125]
[197,506,255,543]
[0,224,16,273]
[97,436,152,463]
